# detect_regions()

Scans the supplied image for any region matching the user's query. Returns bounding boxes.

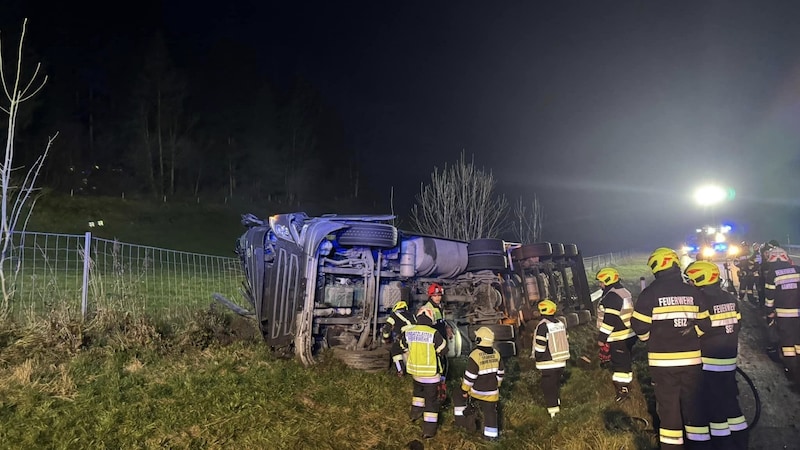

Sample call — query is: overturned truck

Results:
[227,212,593,370]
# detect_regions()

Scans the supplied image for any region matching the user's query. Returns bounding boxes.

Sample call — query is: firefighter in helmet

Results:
[454,326,505,441]
[734,242,758,303]
[532,299,569,418]
[632,247,710,449]
[381,300,415,376]
[685,260,749,449]
[400,310,447,439]
[595,267,636,402]
[418,283,453,402]
[764,246,800,390]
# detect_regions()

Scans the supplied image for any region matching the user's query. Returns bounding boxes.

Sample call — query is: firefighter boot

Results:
[614,383,630,403]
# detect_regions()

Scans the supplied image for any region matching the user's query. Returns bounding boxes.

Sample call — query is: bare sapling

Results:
[0,18,57,319]
[410,151,508,240]
[511,194,543,244]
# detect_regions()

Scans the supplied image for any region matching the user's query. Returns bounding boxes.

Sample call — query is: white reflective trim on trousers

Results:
[484,426,499,438]
[454,406,466,416]
[685,432,711,441]
[729,421,749,431]
[659,436,684,445]
[703,363,737,371]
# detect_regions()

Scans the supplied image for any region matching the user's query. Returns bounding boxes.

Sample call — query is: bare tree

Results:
[410,151,508,240]
[0,19,57,319]
[511,195,544,243]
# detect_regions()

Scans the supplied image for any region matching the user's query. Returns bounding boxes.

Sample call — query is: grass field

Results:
[0,309,661,450]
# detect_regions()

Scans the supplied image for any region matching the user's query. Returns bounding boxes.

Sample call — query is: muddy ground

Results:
[736,297,800,450]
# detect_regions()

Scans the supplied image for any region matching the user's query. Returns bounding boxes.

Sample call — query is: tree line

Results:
[3,30,363,205]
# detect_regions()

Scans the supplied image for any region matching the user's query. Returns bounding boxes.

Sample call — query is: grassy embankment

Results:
[3,196,660,450]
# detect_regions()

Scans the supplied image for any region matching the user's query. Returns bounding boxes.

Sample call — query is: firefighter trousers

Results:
[776,316,800,385]
[453,395,499,438]
[388,340,406,374]
[540,367,563,416]
[738,275,755,301]
[410,379,441,437]
[610,338,636,387]
[650,365,710,449]
[702,369,749,449]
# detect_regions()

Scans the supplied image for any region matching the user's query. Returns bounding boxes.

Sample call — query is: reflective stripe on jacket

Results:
[461,347,504,402]
[402,324,446,381]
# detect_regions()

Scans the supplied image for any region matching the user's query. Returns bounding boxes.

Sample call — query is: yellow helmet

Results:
[647,247,680,274]
[538,299,557,316]
[392,300,408,312]
[474,327,495,345]
[596,267,620,285]
[684,261,720,287]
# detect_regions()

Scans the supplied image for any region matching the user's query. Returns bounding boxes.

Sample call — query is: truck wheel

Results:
[564,243,578,257]
[466,254,507,272]
[467,238,505,255]
[494,341,517,358]
[551,243,565,258]
[511,242,552,261]
[338,223,398,248]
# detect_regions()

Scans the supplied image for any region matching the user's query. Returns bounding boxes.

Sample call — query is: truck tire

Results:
[565,312,579,328]
[577,309,592,325]
[494,341,517,358]
[564,243,578,257]
[467,238,505,256]
[338,223,398,248]
[511,242,552,261]
[551,243,565,258]
[466,254,507,272]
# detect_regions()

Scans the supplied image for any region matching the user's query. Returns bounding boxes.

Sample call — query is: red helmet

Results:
[427,283,444,296]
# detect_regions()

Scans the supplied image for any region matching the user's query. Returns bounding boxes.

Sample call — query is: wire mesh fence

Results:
[2,231,245,323]
[0,230,642,325]
[582,249,636,272]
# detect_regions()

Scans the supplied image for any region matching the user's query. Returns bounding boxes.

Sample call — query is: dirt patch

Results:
[737,299,800,450]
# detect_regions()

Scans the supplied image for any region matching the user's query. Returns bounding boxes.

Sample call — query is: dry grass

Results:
[0,302,661,450]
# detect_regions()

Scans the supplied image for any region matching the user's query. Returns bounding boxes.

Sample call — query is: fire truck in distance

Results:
[220,212,593,370]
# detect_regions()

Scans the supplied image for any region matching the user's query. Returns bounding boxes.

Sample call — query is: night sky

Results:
[5,1,800,254]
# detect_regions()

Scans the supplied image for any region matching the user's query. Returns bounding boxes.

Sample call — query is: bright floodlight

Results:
[694,185,727,207]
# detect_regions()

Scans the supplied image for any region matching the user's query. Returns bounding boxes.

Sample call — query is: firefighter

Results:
[764,246,800,389]
[685,261,749,449]
[756,240,780,306]
[595,267,637,402]
[400,311,447,439]
[632,247,711,449]
[734,244,757,304]
[532,299,570,418]
[381,300,415,376]
[454,327,505,441]
[418,283,453,402]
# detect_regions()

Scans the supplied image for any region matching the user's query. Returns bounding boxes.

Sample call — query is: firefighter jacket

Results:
[533,316,570,370]
[597,283,636,343]
[632,266,704,367]
[419,299,448,338]
[400,324,447,382]
[694,284,741,372]
[765,261,800,317]
[735,255,757,277]
[460,346,505,402]
[381,308,415,340]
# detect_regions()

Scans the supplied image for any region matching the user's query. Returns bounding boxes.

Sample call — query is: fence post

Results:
[81,231,92,320]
